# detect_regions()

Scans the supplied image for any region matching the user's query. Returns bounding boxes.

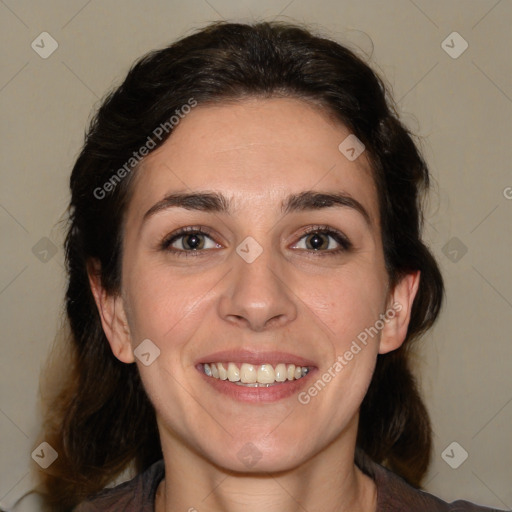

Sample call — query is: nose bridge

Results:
[217,236,297,330]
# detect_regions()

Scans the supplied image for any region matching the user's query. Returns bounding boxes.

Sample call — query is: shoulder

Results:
[359,454,506,512]
[73,459,165,511]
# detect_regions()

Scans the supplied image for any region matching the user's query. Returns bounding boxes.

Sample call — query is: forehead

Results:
[126,97,379,224]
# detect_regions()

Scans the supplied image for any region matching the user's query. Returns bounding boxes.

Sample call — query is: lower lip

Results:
[198,367,316,403]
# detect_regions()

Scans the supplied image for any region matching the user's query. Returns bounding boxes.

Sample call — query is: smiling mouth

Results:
[201,362,311,387]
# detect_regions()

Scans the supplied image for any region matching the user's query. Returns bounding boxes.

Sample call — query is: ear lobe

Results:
[87,260,135,364]
[379,271,421,355]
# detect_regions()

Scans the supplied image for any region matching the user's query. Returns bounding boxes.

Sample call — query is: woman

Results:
[39,21,504,511]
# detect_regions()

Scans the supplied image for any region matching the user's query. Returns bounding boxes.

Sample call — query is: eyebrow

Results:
[143,190,372,227]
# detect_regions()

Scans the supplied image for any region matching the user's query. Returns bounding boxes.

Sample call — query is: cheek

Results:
[290,266,386,406]
[299,267,388,347]
[123,260,216,344]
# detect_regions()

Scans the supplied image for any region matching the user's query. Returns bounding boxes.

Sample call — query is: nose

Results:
[217,244,298,332]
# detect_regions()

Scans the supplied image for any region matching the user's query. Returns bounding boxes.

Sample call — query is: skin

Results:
[90,97,420,512]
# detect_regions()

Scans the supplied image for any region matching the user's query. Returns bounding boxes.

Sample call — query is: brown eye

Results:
[176,233,206,250]
[292,226,352,255]
[161,227,221,254]
[304,233,330,250]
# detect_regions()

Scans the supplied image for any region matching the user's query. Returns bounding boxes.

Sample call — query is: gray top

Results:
[74,457,507,511]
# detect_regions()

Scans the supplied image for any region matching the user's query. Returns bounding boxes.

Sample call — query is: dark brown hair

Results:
[39,20,443,509]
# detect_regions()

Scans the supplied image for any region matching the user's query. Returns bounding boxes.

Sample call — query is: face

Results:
[96,97,417,473]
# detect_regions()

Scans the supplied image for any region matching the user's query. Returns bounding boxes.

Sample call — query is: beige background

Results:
[1,0,511,510]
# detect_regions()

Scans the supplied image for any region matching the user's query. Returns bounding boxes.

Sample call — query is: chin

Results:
[202,435,312,475]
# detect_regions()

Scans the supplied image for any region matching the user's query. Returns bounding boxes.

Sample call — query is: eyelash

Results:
[296,225,353,254]
[159,224,352,258]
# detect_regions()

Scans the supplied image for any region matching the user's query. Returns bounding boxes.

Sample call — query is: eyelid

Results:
[160,224,352,257]
[160,226,222,254]
[291,224,353,252]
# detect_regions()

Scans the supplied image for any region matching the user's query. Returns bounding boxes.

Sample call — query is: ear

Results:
[87,259,135,364]
[378,271,420,355]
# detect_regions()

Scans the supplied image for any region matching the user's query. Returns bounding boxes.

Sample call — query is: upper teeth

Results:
[203,362,309,385]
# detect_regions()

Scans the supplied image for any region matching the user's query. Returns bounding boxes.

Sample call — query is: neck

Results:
[156,433,376,512]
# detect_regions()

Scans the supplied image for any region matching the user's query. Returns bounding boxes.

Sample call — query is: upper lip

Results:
[196,349,317,368]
